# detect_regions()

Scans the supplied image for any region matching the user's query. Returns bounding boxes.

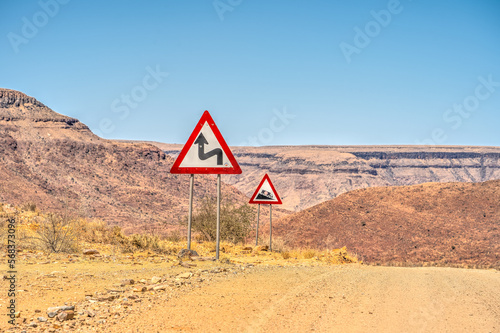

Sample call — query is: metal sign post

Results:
[187,174,194,250]
[269,205,272,251]
[170,111,242,260]
[216,174,221,260]
[248,174,282,251]
[255,204,260,246]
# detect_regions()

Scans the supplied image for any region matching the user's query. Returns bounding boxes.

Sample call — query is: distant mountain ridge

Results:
[153,143,500,212]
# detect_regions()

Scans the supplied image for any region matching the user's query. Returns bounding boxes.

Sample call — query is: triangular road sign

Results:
[170,110,242,174]
[249,174,282,204]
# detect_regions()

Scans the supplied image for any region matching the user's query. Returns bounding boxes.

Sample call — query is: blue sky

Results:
[1,0,499,146]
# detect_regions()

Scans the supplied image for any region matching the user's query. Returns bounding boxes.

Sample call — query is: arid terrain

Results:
[1,88,499,261]
[1,88,499,332]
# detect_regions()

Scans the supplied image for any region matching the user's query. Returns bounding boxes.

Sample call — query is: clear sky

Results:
[1,0,499,146]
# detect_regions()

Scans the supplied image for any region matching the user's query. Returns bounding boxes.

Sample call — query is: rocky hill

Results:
[155,144,500,212]
[273,179,500,267]
[0,88,249,234]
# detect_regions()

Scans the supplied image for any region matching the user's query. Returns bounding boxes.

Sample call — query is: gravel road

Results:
[115,264,500,332]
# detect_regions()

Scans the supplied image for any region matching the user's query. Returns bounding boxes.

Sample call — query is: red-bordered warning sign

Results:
[249,174,282,204]
[170,110,242,174]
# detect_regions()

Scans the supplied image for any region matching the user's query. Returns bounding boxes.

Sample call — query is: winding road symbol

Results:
[169,110,241,174]
[195,133,223,165]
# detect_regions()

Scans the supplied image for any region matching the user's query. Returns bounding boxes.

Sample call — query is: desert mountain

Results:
[273,179,499,267]
[155,144,500,212]
[0,88,249,233]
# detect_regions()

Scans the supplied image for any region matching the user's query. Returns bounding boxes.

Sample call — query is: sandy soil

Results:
[114,265,499,333]
[2,253,498,333]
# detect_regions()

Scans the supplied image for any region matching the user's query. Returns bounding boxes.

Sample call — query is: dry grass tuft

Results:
[281,251,291,259]
[302,249,318,259]
[325,246,359,264]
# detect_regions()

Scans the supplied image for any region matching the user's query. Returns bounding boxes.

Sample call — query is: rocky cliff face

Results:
[0,89,248,233]
[157,144,500,212]
[0,89,83,125]
[347,149,498,183]
[0,88,46,109]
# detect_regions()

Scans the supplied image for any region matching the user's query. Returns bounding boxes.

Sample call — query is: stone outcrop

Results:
[0,88,84,127]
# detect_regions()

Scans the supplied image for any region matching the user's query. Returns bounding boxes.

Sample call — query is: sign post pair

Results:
[170,111,241,260]
[249,174,282,251]
[171,110,283,258]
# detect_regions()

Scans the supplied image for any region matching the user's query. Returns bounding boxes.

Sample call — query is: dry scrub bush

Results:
[72,218,171,253]
[219,241,240,254]
[281,251,291,259]
[165,230,182,242]
[203,241,217,253]
[34,213,79,253]
[196,241,242,255]
[77,219,135,252]
[182,196,254,244]
[0,206,41,251]
[130,234,161,251]
[271,235,295,253]
[302,249,318,259]
[126,233,187,255]
[21,202,37,213]
[0,206,82,253]
[74,218,185,255]
[78,219,114,243]
[272,237,290,253]
[280,246,358,263]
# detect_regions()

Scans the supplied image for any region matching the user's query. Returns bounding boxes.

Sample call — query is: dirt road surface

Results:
[114,264,499,333]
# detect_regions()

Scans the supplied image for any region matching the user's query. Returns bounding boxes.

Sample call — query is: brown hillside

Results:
[273,180,500,267]
[0,88,250,233]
